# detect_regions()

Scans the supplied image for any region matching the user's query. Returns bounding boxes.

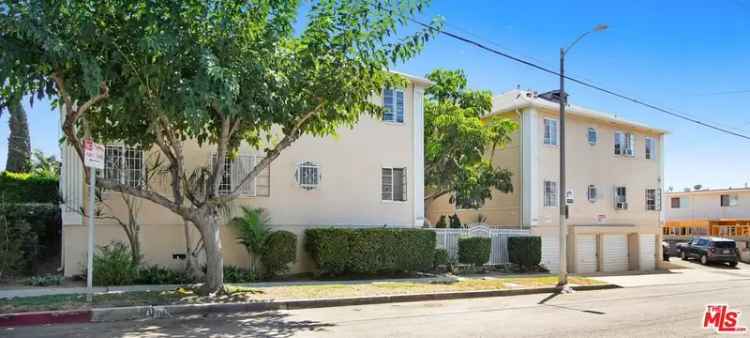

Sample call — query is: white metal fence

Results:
[431,226,531,265]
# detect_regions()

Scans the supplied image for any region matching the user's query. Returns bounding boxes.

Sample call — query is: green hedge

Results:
[262,230,297,277]
[508,236,542,270]
[458,237,490,266]
[305,228,436,275]
[0,172,59,204]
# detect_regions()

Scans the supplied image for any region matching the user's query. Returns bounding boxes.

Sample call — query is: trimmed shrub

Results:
[449,214,462,229]
[434,249,449,267]
[26,274,64,286]
[0,172,59,204]
[223,265,257,283]
[136,265,194,285]
[92,241,138,286]
[261,230,297,277]
[305,228,436,276]
[458,237,491,266]
[508,236,542,270]
[435,216,447,228]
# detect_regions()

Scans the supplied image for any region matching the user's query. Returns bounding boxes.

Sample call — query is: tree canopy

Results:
[424,69,517,209]
[1,0,440,293]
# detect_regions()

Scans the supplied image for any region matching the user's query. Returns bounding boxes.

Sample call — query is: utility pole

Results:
[557,24,608,293]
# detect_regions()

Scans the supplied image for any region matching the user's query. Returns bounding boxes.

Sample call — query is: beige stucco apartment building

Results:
[59,72,431,277]
[664,187,750,238]
[428,89,667,274]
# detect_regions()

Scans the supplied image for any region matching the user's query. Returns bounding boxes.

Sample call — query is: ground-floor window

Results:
[382,167,407,201]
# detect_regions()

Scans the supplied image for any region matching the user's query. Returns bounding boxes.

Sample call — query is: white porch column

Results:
[412,86,425,227]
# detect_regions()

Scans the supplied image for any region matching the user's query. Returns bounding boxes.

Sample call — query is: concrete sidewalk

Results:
[593,259,750,287]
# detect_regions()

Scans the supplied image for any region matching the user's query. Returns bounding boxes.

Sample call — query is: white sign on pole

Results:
[84,139,105,169]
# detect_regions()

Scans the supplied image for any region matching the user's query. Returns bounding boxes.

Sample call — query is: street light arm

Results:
[563,31,592,55]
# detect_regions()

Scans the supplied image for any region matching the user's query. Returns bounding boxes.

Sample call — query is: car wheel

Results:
[729,261,738,268]
[681,251,688,260]
[700,255,708,265]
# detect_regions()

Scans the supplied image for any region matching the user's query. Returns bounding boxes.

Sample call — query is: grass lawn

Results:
[0,276,603,314]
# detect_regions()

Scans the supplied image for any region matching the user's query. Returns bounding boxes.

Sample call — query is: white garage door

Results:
[576,235,597,274]
[639,234,656,271]
[541,233,560,273]
[602,234,629,272]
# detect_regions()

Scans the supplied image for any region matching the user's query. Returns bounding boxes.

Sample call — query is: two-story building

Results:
[664,187,750,238]
[59,71,431,277]
[428,89,667,274]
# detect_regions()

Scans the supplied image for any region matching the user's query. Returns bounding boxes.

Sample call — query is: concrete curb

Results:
[1,284,620,327]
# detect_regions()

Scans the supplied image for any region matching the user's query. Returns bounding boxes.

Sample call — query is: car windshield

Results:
[712,241,736,249]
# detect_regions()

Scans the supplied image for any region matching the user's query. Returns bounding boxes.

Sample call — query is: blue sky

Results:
[1,0,749,191]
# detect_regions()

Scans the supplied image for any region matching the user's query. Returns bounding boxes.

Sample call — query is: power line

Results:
[412,18,750,141]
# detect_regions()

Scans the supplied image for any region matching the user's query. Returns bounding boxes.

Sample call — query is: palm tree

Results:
[230,207,271,275]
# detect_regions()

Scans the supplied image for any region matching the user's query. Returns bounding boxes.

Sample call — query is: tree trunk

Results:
[195,209,224,295]
[6,100,31,173]
[183,220,202,279]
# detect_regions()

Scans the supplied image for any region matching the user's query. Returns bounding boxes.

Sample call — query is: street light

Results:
[557,24,607,293]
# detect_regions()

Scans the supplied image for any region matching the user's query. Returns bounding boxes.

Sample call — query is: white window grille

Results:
[543,118,558,145]
[587,127,598,145]
[295,161,321,190]
[383,88,405,123]
[543,180,558,207]
[382,167,407,201]
[103,145,143,188]
[645,189,658,211]
[645,137,655,160]
[210,153,258,196]
[587,184,598,202]
[614,186,628,209]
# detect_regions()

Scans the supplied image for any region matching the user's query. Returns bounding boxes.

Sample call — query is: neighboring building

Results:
[664,188,750,238]
[59,72,431,277]
[427,89,667,273]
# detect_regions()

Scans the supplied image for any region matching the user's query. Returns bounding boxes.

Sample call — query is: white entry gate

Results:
[432,226,531,265]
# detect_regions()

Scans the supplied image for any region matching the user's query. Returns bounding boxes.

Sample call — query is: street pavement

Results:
[3,260,750,338]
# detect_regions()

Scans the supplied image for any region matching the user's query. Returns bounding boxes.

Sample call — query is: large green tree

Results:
[1,0,439,294]
[424,69,517,210]
[5,98,31,173]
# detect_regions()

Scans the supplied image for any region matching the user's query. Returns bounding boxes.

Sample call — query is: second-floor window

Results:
[544,118,558,145]
[544,180,558,207]
[670,196,686,209]
[614,132,635,157]
[720,194,738,207]
[645,189,661,211]
[614,186,627,209]
[383,88,405,123]
[587,127,598,145]
[587,184,598,202]
[103,145,143,188]
[645,137,655,160]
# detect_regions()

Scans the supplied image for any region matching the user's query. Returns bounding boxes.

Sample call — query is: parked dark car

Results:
[679,237,738,267]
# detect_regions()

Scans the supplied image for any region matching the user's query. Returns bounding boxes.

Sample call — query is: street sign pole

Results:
[83,139,104,302]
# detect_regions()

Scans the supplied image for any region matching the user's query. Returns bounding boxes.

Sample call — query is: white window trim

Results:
[102,144,145,189]
[645,137,655,160]
[295,161,321,191]
[614,186,628,210]
[543,118,559,146]
[614,131,636,157]
[645,188,660,211]
[383,88,406,124]
[381,166,408,203]
[587,127,598,145]
[587,184,598,203]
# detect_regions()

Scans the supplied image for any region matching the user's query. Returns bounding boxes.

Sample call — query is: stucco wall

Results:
[62,80,427,277]
[665,189,750,221]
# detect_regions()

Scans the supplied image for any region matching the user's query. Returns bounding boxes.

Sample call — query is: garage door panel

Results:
[576,235,597,274]
[603,234,628,272]
[541,233,560,273]
[639,234,656,271]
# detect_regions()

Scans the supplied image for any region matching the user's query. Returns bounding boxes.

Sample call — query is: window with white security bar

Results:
[543,118,558,145]
[645,188,661,211]
[210,153,270,197]
[383,88,405,123]
[587,184,598,202]
[296,161,321,190]
[543,180,558,207]
[102,145,143,188]
[614,186,628,209]
[614,132,635,157]
[382,167,407,201]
